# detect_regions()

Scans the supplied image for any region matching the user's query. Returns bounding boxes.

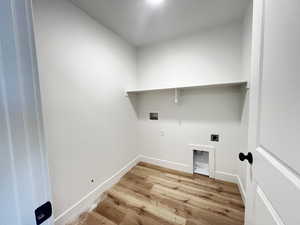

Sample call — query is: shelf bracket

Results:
[174,88,180,104]
[246,81,250,89]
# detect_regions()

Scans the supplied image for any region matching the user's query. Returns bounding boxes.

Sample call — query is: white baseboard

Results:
[237,175,246,204]
[54,155,140,225]
[215,170,238,183]
[139,155,192,173]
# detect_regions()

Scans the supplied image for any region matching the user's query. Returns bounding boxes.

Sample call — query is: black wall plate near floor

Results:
[35,201,52,225]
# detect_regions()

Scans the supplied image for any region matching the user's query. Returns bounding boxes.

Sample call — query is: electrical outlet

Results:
[211,134,219,142]
[160,130,165,136]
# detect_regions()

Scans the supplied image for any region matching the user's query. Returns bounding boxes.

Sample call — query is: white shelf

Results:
[126,80,248,94]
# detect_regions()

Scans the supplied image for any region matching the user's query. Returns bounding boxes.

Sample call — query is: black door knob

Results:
[239,152,253,164]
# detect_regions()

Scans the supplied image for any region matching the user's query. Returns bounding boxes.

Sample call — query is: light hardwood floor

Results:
[78,162,244,225]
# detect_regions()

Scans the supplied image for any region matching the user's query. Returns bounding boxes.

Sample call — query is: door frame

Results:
[244,0,265,223]
[0,0,53,224]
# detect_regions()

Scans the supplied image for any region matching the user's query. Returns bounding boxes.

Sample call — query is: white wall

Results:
[33,0,138,222]
[137,87,246,178]
[136,21,247,180]
[137,21,243,89]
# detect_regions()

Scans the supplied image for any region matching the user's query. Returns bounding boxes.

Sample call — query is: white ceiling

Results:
[72,0,250,46]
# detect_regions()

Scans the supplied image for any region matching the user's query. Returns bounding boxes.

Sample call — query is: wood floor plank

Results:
[138,162,238,190]
[108,187,186,225]
[94,198,126,224]
[151,184,244,222]
[106,194,179,225]
[150,187,243,225]
[165,173,240,194]
[117,176,221,225]
[132,166,242,201]
[147,175,244,211]
[185,218,214,225]
[119,173,244,219]
[116,179,189,218]
[123,172,153,190]
[84,212,117,225]
[81,162,244,225]
[118,173,243,225]
[134,165,240,195]
[120,212,167,225]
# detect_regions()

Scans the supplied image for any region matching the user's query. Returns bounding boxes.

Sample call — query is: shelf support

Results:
[174,88,180,104]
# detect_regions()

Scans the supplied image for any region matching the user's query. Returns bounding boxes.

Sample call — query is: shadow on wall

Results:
[127,93,139,118]
[130,86,247,123]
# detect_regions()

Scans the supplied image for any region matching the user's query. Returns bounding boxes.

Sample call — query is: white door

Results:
[245,0,300,225]
[0,0,53,225]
